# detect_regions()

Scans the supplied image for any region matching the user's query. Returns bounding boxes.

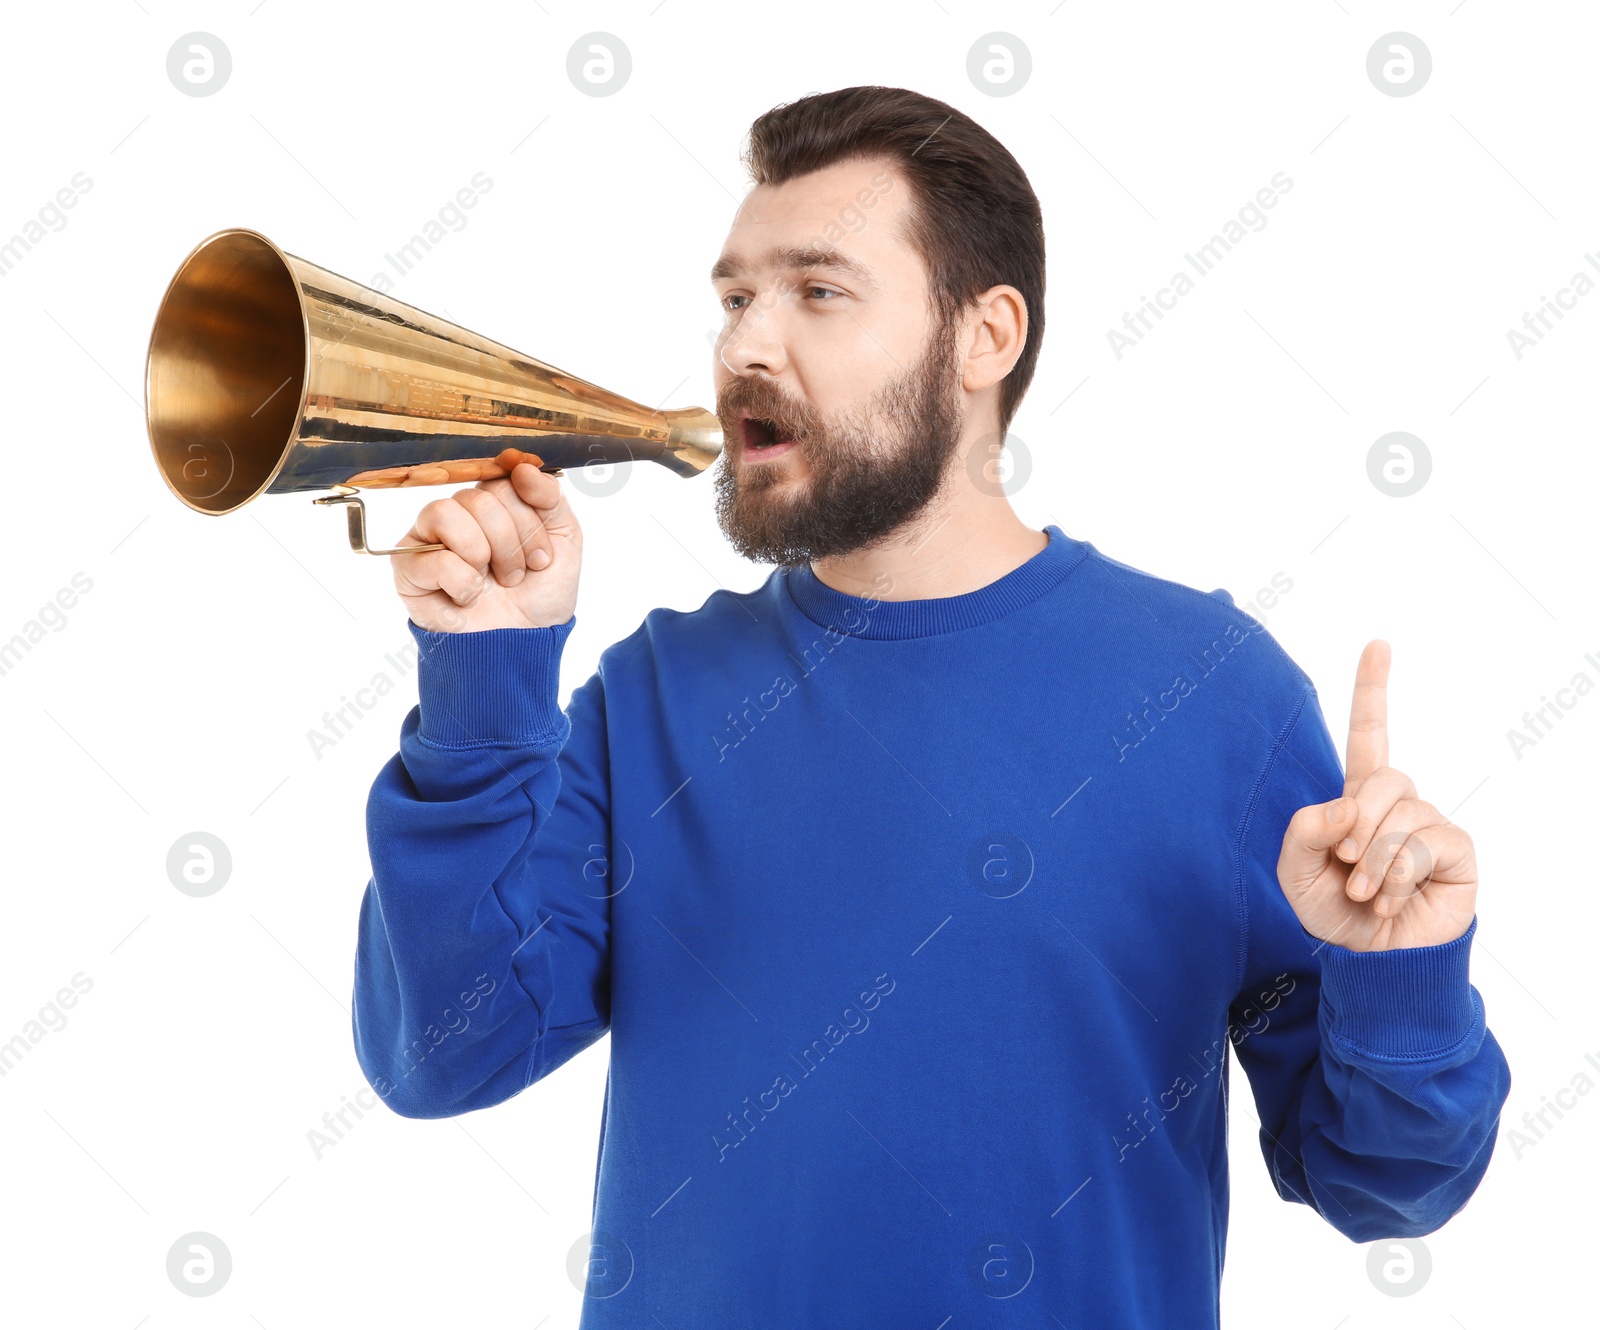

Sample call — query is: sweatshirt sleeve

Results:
[1227,683,1512,1241]
[351,615,615,1119]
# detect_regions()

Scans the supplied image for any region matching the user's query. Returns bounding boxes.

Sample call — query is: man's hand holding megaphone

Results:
[394,454,582,634]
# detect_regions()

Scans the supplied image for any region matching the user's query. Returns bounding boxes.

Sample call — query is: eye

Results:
[722,293,751,313]
[805,284,841,301]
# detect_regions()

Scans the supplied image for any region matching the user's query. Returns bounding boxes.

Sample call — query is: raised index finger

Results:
[1344,638,1391,794]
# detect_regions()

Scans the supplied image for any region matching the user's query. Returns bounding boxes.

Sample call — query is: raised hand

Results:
[1274,640,1479,952]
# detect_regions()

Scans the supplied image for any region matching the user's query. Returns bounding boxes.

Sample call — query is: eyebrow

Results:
[710,245,878,291]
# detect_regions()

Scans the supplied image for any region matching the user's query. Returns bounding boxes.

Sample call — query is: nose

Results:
[717,295,788,379]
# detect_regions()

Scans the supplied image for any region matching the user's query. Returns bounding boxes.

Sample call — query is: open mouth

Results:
[741,416,798,453]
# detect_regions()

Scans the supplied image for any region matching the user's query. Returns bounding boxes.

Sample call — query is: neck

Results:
[807,446,1049,601]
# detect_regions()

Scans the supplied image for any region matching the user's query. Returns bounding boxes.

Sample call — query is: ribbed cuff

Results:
[407,615,575,748]
[1313,916,1480,1060]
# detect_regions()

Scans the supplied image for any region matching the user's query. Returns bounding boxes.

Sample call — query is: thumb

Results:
[1278,795,1356,885]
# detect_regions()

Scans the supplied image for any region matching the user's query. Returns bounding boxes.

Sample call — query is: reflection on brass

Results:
[143,228,723,552]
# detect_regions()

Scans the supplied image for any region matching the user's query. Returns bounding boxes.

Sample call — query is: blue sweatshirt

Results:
[352,523,1510,1328]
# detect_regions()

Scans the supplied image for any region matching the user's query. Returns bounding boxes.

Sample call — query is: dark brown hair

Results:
[741,85,1045,438]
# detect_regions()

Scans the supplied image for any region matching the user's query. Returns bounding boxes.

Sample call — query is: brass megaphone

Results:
[144,228,723,554]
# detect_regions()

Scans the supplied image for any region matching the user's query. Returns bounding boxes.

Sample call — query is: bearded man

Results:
[352,84,1510,1329]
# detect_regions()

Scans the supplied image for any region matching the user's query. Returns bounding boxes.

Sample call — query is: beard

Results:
[712,318,965,567]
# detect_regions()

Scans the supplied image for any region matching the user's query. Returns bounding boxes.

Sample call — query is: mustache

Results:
[718,380,816,440]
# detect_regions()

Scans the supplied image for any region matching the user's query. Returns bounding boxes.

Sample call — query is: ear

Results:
[959,285,1028,394]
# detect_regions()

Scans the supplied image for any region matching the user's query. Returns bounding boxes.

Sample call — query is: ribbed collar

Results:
[782,524,1088,640]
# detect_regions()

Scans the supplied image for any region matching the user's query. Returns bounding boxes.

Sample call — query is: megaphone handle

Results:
[311,487,448,556]
[310,451,556,556]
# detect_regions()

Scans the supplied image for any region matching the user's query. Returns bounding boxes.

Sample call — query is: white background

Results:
[0,1,1593,1326]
